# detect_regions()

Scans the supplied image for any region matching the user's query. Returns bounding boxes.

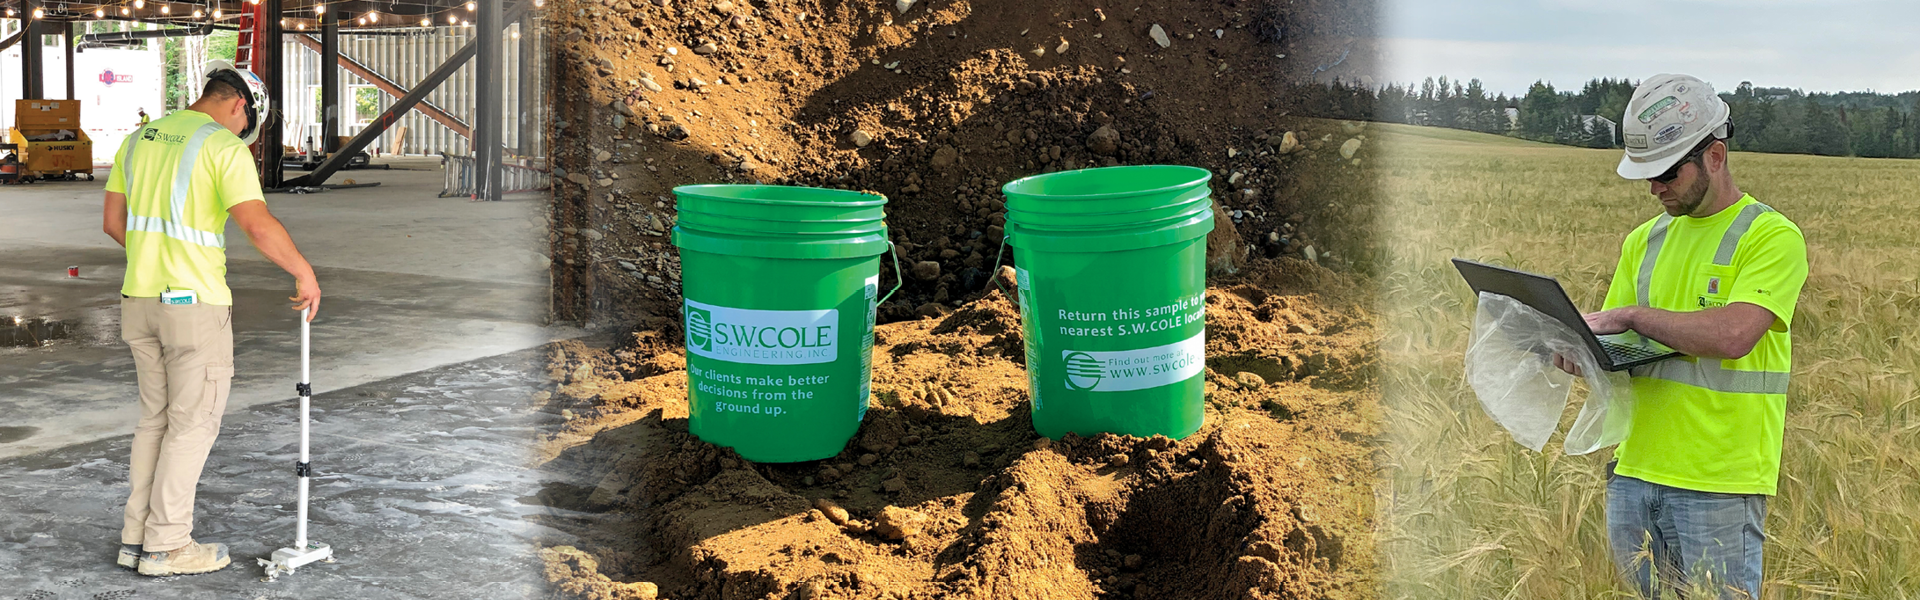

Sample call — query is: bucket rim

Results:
[674,183,888,208]
[1000,165,1213,203]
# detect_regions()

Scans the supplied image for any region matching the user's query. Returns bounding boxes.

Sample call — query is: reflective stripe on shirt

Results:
[1633,200,1789,394]
[122,122,229,249]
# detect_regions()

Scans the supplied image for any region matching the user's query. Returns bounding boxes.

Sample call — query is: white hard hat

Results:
[202,59,271,145]
[1617,74,1731,180]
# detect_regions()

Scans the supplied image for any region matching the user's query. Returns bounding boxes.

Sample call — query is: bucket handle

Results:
[880,240,904,305]
[990,235,1018,309]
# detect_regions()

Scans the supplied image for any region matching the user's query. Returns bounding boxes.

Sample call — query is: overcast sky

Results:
[1380,0,1920,98]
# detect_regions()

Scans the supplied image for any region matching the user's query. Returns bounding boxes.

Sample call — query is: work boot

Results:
[116,544,141,569]
[137,541,231,576]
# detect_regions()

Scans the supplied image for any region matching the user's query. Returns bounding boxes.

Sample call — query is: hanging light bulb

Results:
[96,7,106,16]
[120,6,129,14]
[296,21,305,29]
[159,4,170,14]
[4,8,13,16]
[134,0,144,8]
[32,6,44,17]
[446,13,455,23]
[212,8,221,17]
[192,8,203,17]
[419,16,429,26]
[312,3,323,14]
[464,1,474,10]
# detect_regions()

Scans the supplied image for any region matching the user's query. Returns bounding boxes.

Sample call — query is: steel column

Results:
[474,0,503,200]
[260,0,285,187]
[21,0,43,99]
[320,8,338,153]
[64,23,75,99]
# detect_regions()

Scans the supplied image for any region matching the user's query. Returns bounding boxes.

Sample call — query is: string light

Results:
[4,8,13,16]
[32,6,43,17]
[296,22,305,29]
[192,8,203,17]
[312,3,323,14]
[159,5,170,14]
[465,1,474,10]
[446,13,455,23]
[213,8,221,17]
[418,16,429,26]
[510,29,519,39]
[120,6,129,14]
[95,7,106,16]
[133,0,144,8]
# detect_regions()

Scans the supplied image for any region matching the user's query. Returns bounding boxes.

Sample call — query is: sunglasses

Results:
[1649,138,1718,184]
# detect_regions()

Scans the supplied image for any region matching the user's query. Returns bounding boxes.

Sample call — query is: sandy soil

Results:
[530,257,1379,600]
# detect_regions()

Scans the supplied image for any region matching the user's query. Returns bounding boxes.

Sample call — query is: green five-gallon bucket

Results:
[673,184,898,462]
[999,165,1215,440]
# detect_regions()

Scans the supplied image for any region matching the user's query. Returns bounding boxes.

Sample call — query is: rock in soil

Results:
[873,505,929,540]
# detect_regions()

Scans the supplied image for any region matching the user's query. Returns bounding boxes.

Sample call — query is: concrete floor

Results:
[0,163,579,597]
[0,163,568,458]
[0,348,561,599]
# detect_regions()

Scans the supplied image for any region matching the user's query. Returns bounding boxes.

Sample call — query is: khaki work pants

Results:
[120,297,235,552]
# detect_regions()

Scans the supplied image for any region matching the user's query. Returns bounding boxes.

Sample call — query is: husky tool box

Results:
[9,100,95,181]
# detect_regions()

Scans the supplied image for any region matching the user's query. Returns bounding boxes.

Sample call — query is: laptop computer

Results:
[1451,258,1682,371]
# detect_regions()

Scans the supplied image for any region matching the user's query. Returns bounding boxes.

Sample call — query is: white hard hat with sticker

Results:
[1616,74,1731,180]
[202,60,272,145]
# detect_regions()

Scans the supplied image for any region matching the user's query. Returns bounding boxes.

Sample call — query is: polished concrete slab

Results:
[0,163,581,598]
[0,165,572,460]
[0,348,568,599]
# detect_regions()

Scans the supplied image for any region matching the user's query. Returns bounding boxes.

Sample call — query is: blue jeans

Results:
[1607,466,1767,599]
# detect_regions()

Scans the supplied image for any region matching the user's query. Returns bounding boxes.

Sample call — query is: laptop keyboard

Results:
[1604,341,1668,363]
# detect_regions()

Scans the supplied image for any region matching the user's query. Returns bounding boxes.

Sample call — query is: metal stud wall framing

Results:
[278,21,540,157]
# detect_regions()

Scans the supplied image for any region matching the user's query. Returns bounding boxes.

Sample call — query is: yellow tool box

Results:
[8,99,95,181]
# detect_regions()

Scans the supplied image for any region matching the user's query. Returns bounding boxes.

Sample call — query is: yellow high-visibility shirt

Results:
[105,110,264,306]
[1601,194,1808,495]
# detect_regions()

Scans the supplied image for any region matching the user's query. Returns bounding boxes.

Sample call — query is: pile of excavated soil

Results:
[529,257,1380,600]
[542,0,1380,325]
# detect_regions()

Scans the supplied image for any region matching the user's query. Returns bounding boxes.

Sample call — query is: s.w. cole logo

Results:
[686,306,713,352]
[1064,352,1104,391]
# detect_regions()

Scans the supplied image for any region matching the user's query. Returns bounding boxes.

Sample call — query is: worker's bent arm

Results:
[1586,302,1778,360]
[103,192,128,247]
[229,200,323,320]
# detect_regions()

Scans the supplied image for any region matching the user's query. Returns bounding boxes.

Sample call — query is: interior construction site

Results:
[0,0,574,596]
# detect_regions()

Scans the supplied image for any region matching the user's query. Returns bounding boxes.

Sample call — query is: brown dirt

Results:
[542,0,1381,325]
[528,257,1380,600]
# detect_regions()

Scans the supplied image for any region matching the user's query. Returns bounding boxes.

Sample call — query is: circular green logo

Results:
[1064,352,1104,391]
[687,307,713,351]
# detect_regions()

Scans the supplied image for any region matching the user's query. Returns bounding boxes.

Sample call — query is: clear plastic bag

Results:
[1464,292,1632,455]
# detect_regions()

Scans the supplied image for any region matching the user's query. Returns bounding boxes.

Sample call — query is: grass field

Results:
[1372,122,1920,599]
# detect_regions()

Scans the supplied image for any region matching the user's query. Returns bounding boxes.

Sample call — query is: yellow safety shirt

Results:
[105,110,264,306]
[1601,194,1808,495]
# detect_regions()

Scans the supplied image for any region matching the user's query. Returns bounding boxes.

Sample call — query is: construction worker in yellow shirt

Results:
[101,61,323,577]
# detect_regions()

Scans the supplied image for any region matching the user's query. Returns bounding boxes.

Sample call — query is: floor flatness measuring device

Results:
[259,308,334,581]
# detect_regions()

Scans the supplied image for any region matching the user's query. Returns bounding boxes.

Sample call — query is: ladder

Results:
[235,1,265,71]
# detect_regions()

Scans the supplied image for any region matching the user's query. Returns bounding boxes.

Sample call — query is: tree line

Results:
[1371,76,1920,158]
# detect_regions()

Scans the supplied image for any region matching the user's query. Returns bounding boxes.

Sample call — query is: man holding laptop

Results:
[1552,74,1807,598]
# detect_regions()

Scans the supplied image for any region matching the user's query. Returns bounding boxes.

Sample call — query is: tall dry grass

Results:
[1372,123,1920,599]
